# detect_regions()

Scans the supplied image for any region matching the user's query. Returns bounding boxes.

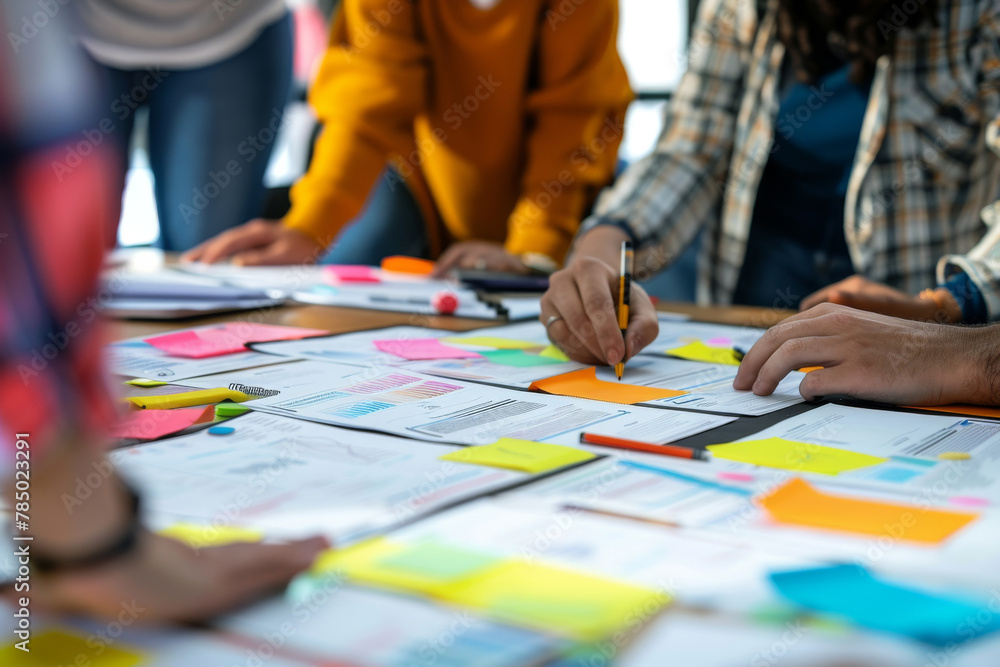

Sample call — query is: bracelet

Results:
[32,482,142,575]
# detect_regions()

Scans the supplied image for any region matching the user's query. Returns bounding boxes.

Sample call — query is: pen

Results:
[580,433,712,461]
[733,346,747,362]
[616,241,633,381]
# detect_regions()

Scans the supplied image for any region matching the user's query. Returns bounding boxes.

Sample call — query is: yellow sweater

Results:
[284,0,632,264]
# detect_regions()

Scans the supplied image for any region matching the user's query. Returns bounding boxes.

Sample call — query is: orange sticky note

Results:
[529,367,686,405]
[903,405,1000,420]
[760,478,978,544]
[382,256,436,275]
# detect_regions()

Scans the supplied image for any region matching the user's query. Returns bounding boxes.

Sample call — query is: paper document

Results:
[108,335,284,381]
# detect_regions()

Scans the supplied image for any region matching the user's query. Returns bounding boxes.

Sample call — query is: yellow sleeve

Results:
[283,0,427,246]
[503,0,633,265]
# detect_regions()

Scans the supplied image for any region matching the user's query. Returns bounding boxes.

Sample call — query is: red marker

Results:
[579,433,711,461]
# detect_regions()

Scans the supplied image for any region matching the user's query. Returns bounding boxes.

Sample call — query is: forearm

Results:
[958,325,1000,406]
[569,224,631,269]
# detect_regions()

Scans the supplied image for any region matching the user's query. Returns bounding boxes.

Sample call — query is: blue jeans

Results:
[322,168,431,264]
[97,13,293,251]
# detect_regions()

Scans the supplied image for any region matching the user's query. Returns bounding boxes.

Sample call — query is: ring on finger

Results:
[544,315,563,329]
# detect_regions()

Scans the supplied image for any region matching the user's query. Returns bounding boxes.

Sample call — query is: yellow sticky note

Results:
[449,561,670,640]
[666,341,742,366]
[530,367,686,405]
[442,336,540,350]
[159,523,263,548]
[123,378,168,388]
[761,478,978,543]
[312,538,501,596]
[440,438,595,474]
[125,387,253,409]
[708,437,887,475]
[539,344,571,362]
[1,630,145,667]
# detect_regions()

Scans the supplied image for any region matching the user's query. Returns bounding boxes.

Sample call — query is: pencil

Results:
[580,432,712,462]
[616,241,633,381]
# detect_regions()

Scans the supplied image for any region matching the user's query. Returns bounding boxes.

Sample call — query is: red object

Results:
[432,291,459,315]
[579,433,711,461]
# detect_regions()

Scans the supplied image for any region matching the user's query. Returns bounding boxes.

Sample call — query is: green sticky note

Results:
[666,341,742,366]
[440,438,595,473]
[442,336,540,350]
[708,437,888,475]
[215,402,251,418]
[1,630,145,667]
[480,349,566,368]
[375,541,500,582]
[539,345,571,362]
[124,378,168,388]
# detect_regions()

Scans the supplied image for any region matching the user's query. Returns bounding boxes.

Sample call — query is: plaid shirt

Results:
[586,0,1000,317]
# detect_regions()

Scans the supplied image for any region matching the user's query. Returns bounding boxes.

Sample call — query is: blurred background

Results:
[117,0,694,247]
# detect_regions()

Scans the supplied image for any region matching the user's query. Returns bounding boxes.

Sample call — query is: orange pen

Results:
[615,241,634,381]
[580,432,712,462]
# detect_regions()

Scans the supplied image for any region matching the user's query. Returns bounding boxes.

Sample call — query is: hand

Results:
[733,303,996,405]
[182,219,324,266]
[431,241,528,278]
[800,275,961,323]
[541,254,659,366]
[22,531,329,622]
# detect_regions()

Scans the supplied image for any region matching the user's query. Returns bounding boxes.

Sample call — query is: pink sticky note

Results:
[110,406,214,440]
[324,265,380,283]
[146,323,328,358]
[374,338,483,361]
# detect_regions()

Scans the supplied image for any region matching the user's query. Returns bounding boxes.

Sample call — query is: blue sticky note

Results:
[208,426,235,436]
[770,565,1000,646]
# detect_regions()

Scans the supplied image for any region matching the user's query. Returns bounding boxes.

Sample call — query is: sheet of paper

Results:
[760,478,978,543]
[373,338,482,360]
[530,367,687,405]
[708,437,888,475]
[220,586,564,667]
[666,341,742,365]
[439,438,596,473]
[714,403,1000,500]
[251,325,446,366]
[179,360,732,448]
[109,405,214,440]
[512,458,752,527]
[641,320,766,357]
[771,565,1000,645]
[145,323,327,358]
[110,411,529,543]
[175,262,331,294]
[108,335,282,381]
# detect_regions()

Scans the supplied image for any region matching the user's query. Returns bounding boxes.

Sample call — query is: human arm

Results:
[733,303,1000,406]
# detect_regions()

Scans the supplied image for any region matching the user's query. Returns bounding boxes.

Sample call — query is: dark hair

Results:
[776,0,941,83]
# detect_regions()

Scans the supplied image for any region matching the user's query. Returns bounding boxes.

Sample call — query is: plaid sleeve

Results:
[0,2,120,475]
[936,4,1000,321]
[578,0,756,278]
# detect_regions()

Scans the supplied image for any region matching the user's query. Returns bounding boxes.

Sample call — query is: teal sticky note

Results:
[480,349,566,368]
[374,541,498,582]
[770,565,1000,646]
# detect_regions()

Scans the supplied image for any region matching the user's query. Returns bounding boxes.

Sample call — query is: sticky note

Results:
[529,367,686,405]
[451,561,670,640]
[938,452,971,461]
[109,405,214,440]
[324,264,380,283]
[760,478,978,543]
[480,349,566,367]
[539,344,570,362]
[771,565,1000,646]
[374,338,483,360]
[905,404,1000,419]
[215,402,251,418]
[440,438,595,473]
[1,629,145,666]
[442,336,540,350]
[160,523,263,548]
[145,323,327,358]
[125,387,253,409]
[381,255,436,275]
[313,538,501,595]
[666,341,742,366]
[123,378,168,387]
[707,437,887,475]
[209,425,235,435]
